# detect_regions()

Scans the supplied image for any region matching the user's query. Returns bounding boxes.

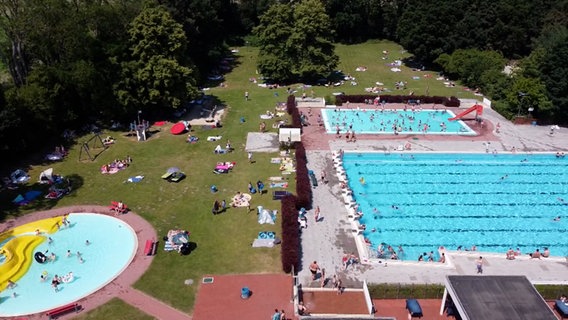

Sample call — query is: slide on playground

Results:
[448,104,483,121]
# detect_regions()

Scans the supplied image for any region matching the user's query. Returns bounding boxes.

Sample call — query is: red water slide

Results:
[448,104,483,121]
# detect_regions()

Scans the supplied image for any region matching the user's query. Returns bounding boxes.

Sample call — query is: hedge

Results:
[335,94,460,107]
[280,95,313,273]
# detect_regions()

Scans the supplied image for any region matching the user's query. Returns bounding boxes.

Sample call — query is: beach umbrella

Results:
[170,122,186,135]
[167,167,181,174]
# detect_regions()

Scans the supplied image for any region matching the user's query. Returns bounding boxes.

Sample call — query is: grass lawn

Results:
[74,298,155,320]
[0,40,476,317]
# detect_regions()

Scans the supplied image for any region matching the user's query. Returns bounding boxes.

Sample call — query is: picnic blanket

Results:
[126,175,144,183]
[207,136,222,141]
[230,193,251,207]
[269,182,288,188]
[269,176,284,181]
[252,239,274,248]
[271,158,282,164]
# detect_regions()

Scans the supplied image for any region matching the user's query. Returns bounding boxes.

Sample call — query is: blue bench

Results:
[406,299,423,318]
[555,300,568,318]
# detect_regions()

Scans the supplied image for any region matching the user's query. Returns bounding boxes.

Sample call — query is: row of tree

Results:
[0,0,566,160]
[0,0,239,158]
[251,0,567,123]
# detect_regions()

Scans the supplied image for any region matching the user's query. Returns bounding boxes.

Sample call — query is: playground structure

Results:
[78,133,108,161]
[448,104,483,121]
[129,120,150,141]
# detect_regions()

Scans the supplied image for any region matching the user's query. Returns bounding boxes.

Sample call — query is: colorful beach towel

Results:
[270,182,288,188]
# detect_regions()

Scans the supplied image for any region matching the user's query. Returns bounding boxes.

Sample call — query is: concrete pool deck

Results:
[300,104,568,289]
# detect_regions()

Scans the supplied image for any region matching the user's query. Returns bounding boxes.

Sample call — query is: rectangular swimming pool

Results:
[321,108,476,135]
[342,152,568,261]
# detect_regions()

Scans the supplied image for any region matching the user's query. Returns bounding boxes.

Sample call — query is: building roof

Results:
[445,275,557,320]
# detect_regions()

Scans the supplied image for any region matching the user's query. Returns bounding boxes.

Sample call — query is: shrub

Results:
[294,148,312,210]
[281,194,300,273]
[286,95,296,114]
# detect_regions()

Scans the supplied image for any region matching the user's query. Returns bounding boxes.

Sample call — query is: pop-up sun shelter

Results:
[38,168,54,184]
[10,169,30,185]
[164,229,190,252]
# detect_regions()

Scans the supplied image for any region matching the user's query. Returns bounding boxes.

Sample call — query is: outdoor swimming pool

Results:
[0,213,137,317]
[321,108,476,135]
[342,152,568,261]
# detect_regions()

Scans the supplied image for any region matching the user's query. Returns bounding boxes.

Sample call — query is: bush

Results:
[281,194,300,273]
[295,162,311,210]
[368,283,445,299]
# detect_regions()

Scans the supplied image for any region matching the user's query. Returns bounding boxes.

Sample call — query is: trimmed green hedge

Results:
[368,283,568,300]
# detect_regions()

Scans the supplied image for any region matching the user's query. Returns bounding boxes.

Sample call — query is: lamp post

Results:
[517,92,527,117]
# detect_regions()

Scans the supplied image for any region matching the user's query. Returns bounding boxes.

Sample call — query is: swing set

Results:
[78,133,108,161]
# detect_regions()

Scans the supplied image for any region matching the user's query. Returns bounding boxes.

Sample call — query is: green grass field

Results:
[2,40,476,318]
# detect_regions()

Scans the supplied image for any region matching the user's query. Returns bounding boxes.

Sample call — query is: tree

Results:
[255,0,338,83]
[114,6,198,113]
[435,49,505,89]
[289,0,338,81]
[254,3,295,82]
[530,24,568,123]
[507,76,553,121]
[158,0,241,78]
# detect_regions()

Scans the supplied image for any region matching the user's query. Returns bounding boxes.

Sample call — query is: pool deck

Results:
[299,103,568,290]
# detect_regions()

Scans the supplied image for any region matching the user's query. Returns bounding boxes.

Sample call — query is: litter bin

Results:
[241,287,251,299]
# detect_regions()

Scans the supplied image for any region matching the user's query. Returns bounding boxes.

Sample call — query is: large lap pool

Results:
[342,152,568,261]
[321,108,476,135]
[0,213,137,317]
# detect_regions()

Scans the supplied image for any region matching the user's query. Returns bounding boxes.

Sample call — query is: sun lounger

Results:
[555,300,568,317]
[308,170,318,187]
[406,299,423,318]
[273,191,291,200]
[109,201,128,214]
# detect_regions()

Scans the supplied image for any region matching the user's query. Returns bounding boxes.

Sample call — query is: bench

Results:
[555,300,568,318]
[46,303,81,319]
[109,201,128,214]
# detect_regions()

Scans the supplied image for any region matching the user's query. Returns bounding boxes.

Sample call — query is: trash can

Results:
[241,287,251,299]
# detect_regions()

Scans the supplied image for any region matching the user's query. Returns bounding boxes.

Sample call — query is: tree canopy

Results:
[113,5,198,113]
[254,0,338,83]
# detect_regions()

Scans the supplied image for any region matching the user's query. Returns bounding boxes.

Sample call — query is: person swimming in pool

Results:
[359,177,365,185]
[553,216,561,221]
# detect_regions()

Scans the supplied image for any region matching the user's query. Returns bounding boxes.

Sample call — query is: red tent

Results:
[170,122,186,135]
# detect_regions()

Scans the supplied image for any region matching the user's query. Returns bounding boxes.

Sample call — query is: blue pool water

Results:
[343,153,568,261]
[0,213,137,317]
[321,108,475,135]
